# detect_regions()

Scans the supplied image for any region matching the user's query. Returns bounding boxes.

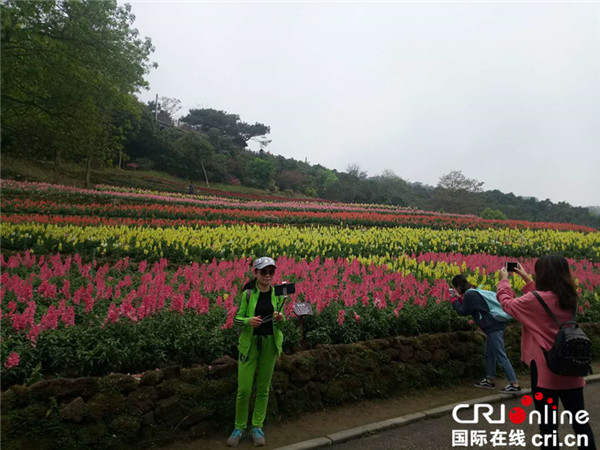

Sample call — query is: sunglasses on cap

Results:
[259,268,276,276]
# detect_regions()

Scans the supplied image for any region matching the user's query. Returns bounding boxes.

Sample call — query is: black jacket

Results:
[452,290,506,335]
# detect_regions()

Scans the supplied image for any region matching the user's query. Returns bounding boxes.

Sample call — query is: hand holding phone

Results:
[506,262,518,272]
[274,283,296,296]
[449,288,457,297]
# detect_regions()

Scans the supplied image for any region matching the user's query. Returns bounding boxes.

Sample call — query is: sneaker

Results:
[226,429,243,447]
[474,378,495,389]
[251,427,266,447]
[500,384,522,394]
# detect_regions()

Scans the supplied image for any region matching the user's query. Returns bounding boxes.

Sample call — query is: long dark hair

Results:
[242,278,256,290]
[451,274,473,295]
[534,255,578,310]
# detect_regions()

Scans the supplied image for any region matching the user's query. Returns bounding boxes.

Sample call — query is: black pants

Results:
[530,361,596,450]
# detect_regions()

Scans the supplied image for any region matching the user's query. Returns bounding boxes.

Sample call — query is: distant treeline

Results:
[2,1,598,229]
[120,103,599,229]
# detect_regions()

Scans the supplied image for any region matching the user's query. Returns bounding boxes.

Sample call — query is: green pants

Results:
[235,334,277,430]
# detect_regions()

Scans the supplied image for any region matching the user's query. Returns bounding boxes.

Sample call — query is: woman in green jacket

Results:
[227,257,285,447]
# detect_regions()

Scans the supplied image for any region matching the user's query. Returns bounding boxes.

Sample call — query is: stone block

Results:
[60,396,85,423]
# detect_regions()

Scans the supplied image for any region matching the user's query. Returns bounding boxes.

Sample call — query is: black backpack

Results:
[532,291,592,377]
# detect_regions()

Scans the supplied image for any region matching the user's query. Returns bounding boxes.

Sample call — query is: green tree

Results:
[481,208,508,220]
[169,133,216,185]
[180,108,270,149]
[437,170,484,192]
[248,157,275,190]
[433,170,485,214]
[369,170,412,206]
[342,164,368,203]
[1,0,155,186]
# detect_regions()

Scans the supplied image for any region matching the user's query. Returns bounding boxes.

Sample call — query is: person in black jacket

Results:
[451,274,521,393]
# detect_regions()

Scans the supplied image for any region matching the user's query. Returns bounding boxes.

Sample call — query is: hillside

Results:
[2,155,598,230]
[0,156,308,201]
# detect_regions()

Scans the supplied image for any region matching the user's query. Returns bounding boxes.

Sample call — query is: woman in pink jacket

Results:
[497,255,595,450]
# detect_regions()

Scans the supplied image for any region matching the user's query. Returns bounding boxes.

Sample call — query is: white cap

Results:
[253,257,276,270]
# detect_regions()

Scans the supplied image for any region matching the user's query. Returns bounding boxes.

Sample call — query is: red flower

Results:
[4,352,20,369]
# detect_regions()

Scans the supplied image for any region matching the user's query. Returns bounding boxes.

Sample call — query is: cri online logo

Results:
[452,392,590,425]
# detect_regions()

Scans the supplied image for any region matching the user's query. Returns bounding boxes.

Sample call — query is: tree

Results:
[276,170,307,192]
[346,163,368,180]
[248,158,275,190]
[432,170,485,214]
[169,133,216,184]
[437,170,484,193]
[148,97,181,126]
[1,0,156,185]
[313,167,339,198]
[180,108,270,149]
[343,164,368,203]
[369,170,411,205]
[481,208,508,220]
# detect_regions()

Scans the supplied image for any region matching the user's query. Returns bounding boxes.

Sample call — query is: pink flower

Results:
[221,310,235,329]
[337,309,345,326]
[62,306,75,327]
[103,303,121,327]
[353,311,361,325]
[27,324,41,345]
[4,352,20,369]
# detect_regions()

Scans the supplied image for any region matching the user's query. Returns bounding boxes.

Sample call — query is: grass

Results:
[0,155,304,199]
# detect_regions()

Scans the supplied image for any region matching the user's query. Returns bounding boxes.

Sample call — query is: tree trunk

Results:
[85,155,92,189]
[54,147,62,184]
[201,161,209,188]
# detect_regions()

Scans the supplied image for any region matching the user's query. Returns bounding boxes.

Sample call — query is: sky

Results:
[127,1,600,207]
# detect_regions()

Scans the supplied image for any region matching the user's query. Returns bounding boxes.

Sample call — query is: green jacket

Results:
[234,286,285,359]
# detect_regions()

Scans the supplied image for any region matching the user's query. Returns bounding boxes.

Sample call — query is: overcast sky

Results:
[128,1,600,207]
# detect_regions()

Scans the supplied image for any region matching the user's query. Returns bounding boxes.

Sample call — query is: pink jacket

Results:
[496,279,584,390]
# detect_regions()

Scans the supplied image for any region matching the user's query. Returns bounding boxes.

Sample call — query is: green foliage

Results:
[180,108,270,148]
[1,0,155,183]
[169,133,216,181]
[248,157,275,189]
[437,170,484,193]
[481,208,508,220]
[301,302,472,349]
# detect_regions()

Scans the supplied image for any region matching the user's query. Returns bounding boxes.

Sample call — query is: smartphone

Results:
[506,262,518,272]
[274,283,296,296]
[449,288,457,297]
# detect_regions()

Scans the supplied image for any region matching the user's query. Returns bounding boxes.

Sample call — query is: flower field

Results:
[1,180,599,386]
[2,180,596,232]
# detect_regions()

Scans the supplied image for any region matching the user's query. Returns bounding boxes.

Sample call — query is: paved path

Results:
[329,382,599,450]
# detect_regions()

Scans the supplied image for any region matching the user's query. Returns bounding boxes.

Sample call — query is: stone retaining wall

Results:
[2,323,599,449]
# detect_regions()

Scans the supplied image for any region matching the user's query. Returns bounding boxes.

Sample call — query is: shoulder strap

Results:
[243,289,252,318]
[532,291,562,327]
